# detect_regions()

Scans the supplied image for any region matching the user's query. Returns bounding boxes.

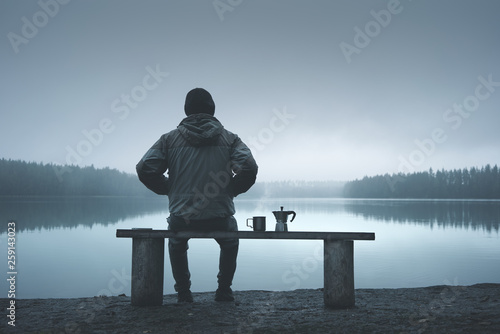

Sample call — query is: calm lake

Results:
[1,197,499,299]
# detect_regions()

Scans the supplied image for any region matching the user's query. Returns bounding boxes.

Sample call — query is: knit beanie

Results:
[184,88,215,116]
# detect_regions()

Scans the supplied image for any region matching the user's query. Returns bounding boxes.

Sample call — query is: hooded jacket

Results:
[136,114,258,220]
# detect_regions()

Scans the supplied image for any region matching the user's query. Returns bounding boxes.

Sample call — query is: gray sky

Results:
[1,0,499,181]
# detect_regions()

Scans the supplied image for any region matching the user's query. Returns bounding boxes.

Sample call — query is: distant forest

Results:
[0,159,150,197]
[1,159,499,199]
[0,159,344,198]
[343,165,500,199]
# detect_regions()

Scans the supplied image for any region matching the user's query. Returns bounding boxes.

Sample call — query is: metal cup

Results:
[246,216,266,231]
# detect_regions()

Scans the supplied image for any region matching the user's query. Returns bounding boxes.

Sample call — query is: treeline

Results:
[0,158,151,197]
[0,159,345,198]
[7,158,499,199]
[343,165,500,199]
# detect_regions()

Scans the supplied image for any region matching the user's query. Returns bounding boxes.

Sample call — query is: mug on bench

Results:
[246,216,266,231]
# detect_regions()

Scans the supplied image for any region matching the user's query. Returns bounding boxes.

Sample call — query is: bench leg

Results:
[131,238,164,306]
[323,240,354,309]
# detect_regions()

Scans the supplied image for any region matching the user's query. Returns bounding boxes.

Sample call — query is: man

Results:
[136,88,258,303]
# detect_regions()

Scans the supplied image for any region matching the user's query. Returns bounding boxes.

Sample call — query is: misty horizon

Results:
[3,156,500,185]
[1,1,499,182]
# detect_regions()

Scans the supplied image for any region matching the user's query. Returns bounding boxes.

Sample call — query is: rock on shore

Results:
[2,283,499,333]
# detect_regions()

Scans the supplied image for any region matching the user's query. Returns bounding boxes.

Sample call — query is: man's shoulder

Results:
[219,127,241,144]
[221,127,238,137]
[151,128,184,149]
[159,128,182,139]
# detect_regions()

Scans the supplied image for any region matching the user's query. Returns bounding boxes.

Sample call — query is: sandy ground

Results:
[1,283,499,333]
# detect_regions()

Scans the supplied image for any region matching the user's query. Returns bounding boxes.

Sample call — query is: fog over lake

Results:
[1,197,498,299]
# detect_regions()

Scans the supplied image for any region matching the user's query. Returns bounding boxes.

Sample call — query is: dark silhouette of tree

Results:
[0,159,152,197]
[343,165,500,199]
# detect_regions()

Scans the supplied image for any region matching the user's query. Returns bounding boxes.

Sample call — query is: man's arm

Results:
[230,137,258,196]
[136,136,170,195]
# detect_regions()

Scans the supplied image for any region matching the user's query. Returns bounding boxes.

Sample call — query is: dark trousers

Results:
[167,215,239,292]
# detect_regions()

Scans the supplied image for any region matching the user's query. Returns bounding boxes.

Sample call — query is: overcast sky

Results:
[1,0,499,181]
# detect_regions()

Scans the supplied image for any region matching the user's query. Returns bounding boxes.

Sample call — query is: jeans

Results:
[167,215,239,292]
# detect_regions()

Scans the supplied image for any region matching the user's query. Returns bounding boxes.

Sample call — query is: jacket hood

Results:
[177,114,223,146]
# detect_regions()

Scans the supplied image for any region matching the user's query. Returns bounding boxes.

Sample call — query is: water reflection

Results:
[1,197,499,233]
[0,197,169,232]
[342,199,500,233]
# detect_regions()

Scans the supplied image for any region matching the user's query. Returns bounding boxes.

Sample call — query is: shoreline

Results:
[2,283,500,333]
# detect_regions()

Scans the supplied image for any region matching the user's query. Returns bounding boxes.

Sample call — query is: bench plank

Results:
[116,229,375,241]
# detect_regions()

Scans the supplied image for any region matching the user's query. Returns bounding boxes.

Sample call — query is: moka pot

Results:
[272,206,296,231]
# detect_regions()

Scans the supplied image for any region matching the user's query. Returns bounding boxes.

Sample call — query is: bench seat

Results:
[116,229,375,309]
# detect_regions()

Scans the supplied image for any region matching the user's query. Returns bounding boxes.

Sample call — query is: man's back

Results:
[137,113,257,220]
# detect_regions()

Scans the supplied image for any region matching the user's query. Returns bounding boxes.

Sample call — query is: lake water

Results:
[1,197,499,299]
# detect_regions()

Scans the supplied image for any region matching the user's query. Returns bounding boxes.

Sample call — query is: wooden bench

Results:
[116,229,375,309]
